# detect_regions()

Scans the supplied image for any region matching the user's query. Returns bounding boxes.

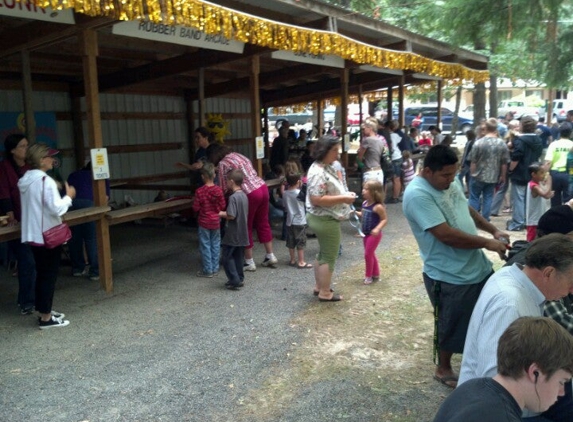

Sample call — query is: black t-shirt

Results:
[433,378,521,422]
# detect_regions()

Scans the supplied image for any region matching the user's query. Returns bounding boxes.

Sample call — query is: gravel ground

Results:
[0,202,514,422]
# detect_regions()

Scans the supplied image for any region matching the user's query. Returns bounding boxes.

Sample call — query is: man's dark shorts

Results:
[423,271,492,354]
[391,159,402,179]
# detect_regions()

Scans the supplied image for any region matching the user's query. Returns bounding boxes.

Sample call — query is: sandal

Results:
[288,262,297,267]
[318,294,343,302]
[297,262,313,269]
[313,288,334,296]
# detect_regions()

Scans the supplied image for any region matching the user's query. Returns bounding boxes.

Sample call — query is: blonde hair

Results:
[285,159,302,175]
[363,180,385,204]
[25,143,50,169]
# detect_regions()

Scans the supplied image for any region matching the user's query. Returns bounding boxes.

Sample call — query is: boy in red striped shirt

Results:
[192,163,226,277]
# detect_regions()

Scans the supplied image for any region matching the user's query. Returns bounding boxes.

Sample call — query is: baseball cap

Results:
[537,205,573,236]
[46,148,59,156]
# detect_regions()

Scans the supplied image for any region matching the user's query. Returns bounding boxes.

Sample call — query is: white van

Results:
[552,99,573,122]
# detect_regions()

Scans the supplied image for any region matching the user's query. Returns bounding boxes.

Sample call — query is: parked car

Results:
[267,108,313,127]
[393,106,473,134]
[552,99,573,123]
[459,104,490,120]
[497,100,539,120]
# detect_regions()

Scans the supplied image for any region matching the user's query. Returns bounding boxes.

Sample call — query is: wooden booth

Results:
[0,0,488,291]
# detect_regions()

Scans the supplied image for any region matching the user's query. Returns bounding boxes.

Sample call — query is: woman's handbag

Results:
[41,176,71,249]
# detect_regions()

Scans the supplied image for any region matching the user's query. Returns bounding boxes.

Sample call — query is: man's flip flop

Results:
[318,294,342,302]
[433,374,458,389]
[297,263,313,269]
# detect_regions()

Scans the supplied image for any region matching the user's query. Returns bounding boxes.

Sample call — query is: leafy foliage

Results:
[321,0,573,89]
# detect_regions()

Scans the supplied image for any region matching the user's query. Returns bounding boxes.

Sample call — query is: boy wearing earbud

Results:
[434,316,573,422]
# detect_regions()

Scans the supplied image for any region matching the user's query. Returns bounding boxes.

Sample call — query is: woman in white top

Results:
[18,144,75,329]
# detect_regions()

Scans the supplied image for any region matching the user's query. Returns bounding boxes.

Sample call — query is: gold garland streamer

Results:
[30,0,489,83]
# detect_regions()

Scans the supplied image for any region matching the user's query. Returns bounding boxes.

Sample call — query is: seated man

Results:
[433,316,573,422]
[459,234,573,421]
[505,202,573,335]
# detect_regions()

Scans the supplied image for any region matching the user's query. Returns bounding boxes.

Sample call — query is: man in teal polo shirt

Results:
[403,145,509,388]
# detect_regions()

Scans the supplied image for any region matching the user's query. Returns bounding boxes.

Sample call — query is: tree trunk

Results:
[489,75,498,118]
[474,83,486,124]
[450,85,462,136]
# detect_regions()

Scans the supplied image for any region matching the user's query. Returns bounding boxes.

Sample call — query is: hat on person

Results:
[46,148,59,156]
[537,205,573,236]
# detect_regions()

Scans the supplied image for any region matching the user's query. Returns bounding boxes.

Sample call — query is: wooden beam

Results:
[80,28,113,293]
[75,44,269,96]
[20,50,36,143]
[106,199,193,226]
[110,184,191,191]
[105,143,182,154]
[0,15,114,60]
[250,55,262,176]
[195,64,332,98]
[340,68,349,167]
[0,206,110,243]
[112,171,188,185]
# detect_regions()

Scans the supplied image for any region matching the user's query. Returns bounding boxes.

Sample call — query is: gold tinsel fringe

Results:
[30,0,489,83]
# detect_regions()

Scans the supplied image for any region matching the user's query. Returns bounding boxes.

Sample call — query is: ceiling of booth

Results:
[0,0,488,106]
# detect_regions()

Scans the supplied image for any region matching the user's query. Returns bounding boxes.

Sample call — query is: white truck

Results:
[498,101,540,120]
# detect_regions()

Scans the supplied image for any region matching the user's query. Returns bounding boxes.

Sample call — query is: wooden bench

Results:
[0,206,111,243]
[106,198,193,226]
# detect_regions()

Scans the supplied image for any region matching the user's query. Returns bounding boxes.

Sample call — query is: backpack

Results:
[380,146,394,179]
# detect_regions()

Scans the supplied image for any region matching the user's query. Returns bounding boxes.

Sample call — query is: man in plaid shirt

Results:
[505,202,573,333]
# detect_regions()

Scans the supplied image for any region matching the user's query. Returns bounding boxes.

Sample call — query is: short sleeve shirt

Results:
[402,176,492,285]
[360,136,384,169]
[545,138,573,172]
[468,136,510,183]
[305,161,350,220]
[221,190,249,247]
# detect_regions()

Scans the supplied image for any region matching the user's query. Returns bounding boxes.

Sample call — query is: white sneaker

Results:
[39,316,70,329]
[51,310,65,319]
[261,256,278,268]
[243,263,257,272]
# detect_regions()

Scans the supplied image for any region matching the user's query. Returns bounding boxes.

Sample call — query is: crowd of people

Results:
[399,109,573,421]
[5,106,573,420]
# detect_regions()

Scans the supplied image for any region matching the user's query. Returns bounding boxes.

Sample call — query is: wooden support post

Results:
[21,50,36,143]
[71,95,85,170]
[250,56,262,176]
[437,80,443,134]
[316,100,323,139]
[340,68,349,168]
[386,87,393,122]
[198,68,206,127]
[398,75,405,128]
[80,29,113,293]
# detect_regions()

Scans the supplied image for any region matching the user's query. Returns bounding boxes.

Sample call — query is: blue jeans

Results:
[468,179,496,221]
[69,199,99,277]
[508,182,526,230]
[550,170,569,207]
[490,180,510,215]
[457,164,471,191]
[198,227,221,274]
[11,240,36,310]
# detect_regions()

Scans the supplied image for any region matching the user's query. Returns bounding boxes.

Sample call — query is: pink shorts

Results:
[526,225,537,242]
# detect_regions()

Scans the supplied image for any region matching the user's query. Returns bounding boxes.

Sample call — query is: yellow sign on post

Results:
[256,136,265,159]
[90,148,110,180]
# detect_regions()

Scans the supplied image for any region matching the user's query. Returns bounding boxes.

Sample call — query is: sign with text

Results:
[90,148,110,180]
[0,0,75,24]
[256,136,265,159]
[112,21,245,54]
[271,50,345,69]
